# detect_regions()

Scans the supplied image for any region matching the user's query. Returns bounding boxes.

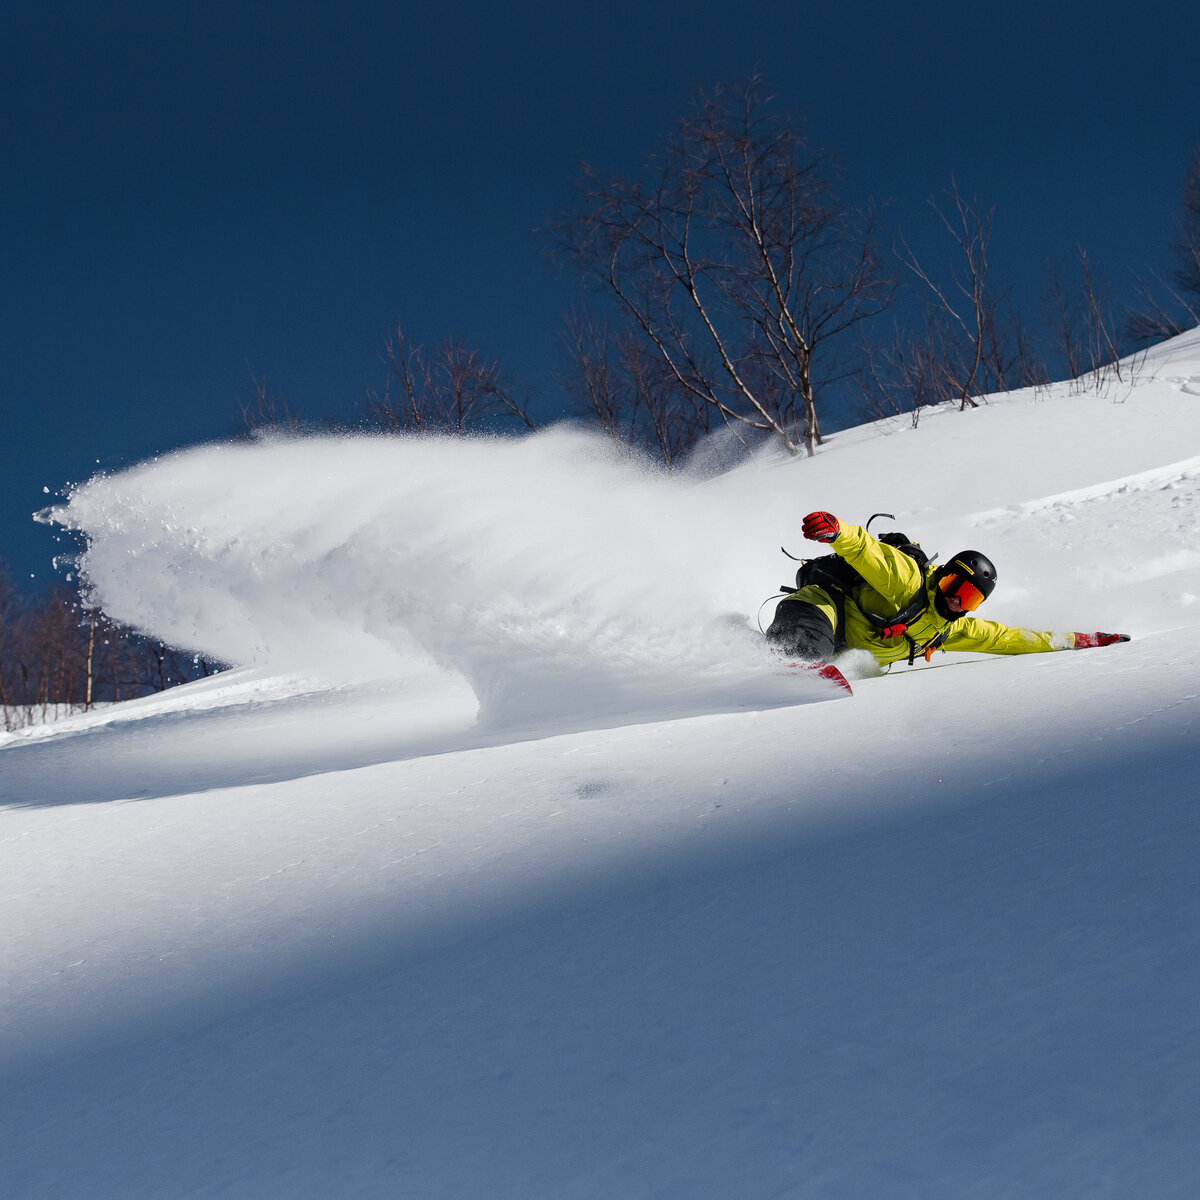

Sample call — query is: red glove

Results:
[802,511,841,543]
[1072,632,1130,649]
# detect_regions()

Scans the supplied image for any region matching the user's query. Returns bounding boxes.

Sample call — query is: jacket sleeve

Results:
[830,524,924,607]
[942,617,1076,655]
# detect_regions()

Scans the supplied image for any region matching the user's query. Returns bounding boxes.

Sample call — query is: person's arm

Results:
[943,619,1130,655]
[1070,632,1131,648]
[801,512,923,607]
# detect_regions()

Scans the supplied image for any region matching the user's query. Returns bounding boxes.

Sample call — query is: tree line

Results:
[0,564,214,732]
[549,77,1198,458]
[244,74,1198,464]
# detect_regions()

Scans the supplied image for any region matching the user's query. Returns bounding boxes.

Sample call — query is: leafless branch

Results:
[366,322,535,434]
[552,74,892,456]
[897,178,996,409]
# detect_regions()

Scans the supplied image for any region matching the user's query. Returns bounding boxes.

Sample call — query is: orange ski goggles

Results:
[938,572,987,613]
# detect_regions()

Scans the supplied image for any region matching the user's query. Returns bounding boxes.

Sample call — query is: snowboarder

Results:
[766,511,1130,667]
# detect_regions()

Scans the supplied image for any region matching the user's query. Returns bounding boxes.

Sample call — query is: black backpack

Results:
[778,525,938,661]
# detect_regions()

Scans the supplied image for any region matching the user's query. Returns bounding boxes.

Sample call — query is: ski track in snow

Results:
[969,453,1200,523]
[962,456,1200,632]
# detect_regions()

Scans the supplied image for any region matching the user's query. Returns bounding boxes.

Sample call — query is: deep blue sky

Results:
[4,0,1198,589]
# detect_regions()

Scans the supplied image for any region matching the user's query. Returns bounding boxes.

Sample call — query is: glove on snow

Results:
[802,511,841,542]
[1072,632,1131,649]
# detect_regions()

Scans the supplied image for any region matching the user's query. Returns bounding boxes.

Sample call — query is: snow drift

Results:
[4,328,1200,1198]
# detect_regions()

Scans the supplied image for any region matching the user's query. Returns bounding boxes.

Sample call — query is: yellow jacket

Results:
[788,524,1075,666]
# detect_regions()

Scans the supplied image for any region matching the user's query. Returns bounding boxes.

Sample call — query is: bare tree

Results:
[366,322,534,434]
[553,75,891,456]
[1044,264,1085,380]
[974,287,1045,396]
[1077,247,1128,384]
[1177,150,1200,314]
[859,313,964,427]
[1126,274,1198,345]
[560,308,707,466]
[864,180,1050,424]
[895,181,1052,411]
[898,180,996,410]
[1,562,218,730]
[1044,248,1141,394]
[0,565,20,729]
[998,290,1050,393]
[1127,149,1200,344]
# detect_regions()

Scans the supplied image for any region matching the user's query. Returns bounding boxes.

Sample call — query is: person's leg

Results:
[765,595,837,661]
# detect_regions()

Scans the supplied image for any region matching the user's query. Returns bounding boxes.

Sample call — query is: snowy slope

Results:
[3,332,1200,1198]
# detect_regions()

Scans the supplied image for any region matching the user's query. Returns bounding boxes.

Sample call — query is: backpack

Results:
[779,529,938,662]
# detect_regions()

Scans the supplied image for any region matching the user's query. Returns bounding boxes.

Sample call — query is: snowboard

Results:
[779,661,854,696]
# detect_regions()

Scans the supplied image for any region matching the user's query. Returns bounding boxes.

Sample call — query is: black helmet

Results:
[934,551,997,619]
